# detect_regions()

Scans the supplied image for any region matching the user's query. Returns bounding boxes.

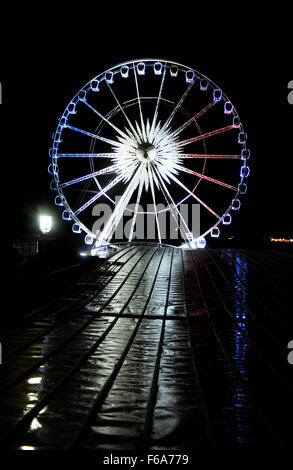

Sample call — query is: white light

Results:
[39,215,52,234]
[85,234,94,245]
[137,62,145,75]
[222,213,232,225]
[211,227,220,238]
[185,70,195,83]
[196,237,206,249]
[28,377,42,384]
[30,418,42,431]
[120,65,129,78]
[213,88,222,101]
[153,62,163,75]
[231,198,241,210]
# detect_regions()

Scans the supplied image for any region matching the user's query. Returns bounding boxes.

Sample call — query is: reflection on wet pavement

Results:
[0,247,292,450]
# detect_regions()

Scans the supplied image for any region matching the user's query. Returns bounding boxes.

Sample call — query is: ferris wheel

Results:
[49,59,250,250]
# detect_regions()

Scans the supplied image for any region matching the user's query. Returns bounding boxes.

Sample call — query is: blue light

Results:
[222,213,232,225]
[90,79,100,91]
[59,116,68,127]
[233,116,241,128]
[62,210,72,221]
[120,66,129,78]
[185,232,194,242]
[213,88,222,101]
[67,102,77,114]
[225,250,251,443]
[240,165,250,178]
[185,70,195,83]
[238,182,247,194]
[224,101,233,114]
[85,234,94,245]
[54,195,64,207]
[238,132,247,144]
[137,62,145,75]
[105,71,114,84]
[196,237,206,249]
[50,180,57,191]
[48,163,58,179]
[72,94,80,104]
[211,227,220,238]
[241,148,250,160]
[153,62,163,75]
[72,223,82,233]
[48,147,57,158]
[78,90,87,101]
[54,130,62,143]
[200,78,209,90]
[232,198,241,210]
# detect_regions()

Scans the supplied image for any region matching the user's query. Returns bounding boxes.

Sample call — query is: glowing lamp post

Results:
[39,215,52,234]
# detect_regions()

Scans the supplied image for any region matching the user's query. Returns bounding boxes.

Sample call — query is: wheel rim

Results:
[49,59,250,249]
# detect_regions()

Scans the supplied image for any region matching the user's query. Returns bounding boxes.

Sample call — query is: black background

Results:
[1,6,292,249]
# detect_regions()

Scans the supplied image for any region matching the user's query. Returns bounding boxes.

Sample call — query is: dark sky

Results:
[1,8,292,244]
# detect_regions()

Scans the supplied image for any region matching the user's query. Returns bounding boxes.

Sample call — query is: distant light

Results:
[79,251,88,257]
[269,237,293,243]
[39,215,52,234]
[28,377,42,385]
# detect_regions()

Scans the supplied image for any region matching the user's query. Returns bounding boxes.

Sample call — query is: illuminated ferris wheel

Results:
[49,59,250,250]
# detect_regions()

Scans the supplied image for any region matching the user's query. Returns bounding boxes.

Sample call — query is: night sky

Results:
[1,8,292,247]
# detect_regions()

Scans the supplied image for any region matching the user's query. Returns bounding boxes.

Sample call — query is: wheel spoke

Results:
[82,101,136,145]
[173,153,242,160]
[128,175,144,242]
[150,63,167,139]
[162,168,221,220]
[57,153,120,158]
[133,63,146,141]
[176,165,238,191]
[75,174,123,215]
[92,177,115,204]
[157,81,194,138]
[65,125,118,146]
[176,124,235,149]
[106,81,141,143]
[96,164,144,244]
[149,166,162,244]
[152,164,191,243]
[59,164,119,188]
[169,100,217,139]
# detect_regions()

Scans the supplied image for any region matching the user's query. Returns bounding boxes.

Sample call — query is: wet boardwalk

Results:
[0,246,292,450]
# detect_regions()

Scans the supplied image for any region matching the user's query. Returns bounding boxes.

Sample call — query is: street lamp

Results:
[39,215,52,234]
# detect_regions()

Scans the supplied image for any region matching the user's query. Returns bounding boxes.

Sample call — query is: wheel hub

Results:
[136,143,157,162]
